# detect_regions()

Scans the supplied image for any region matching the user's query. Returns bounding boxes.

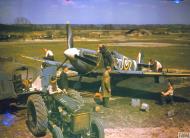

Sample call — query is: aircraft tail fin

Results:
[136,51,144,63]
[66,21,74,49]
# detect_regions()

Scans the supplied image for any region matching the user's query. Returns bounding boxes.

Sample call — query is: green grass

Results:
[0,41,190,69]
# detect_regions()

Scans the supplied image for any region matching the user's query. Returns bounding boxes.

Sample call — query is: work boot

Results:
[103,97,110,108]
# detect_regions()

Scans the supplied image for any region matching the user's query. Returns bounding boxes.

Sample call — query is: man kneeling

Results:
[161,80,174,105]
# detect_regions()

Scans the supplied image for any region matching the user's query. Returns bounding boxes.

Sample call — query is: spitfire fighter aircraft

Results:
[22,23,190,88]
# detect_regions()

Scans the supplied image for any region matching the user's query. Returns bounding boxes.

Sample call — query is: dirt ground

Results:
[0,77,190,138]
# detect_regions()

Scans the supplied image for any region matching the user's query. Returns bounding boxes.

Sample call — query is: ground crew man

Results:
[57,66,69,93]
[161,80,174,105]
[96,44,103,67]
[102,66,112,107]
[43,48,54,61]
[47,76,62,94]
[149,59,162,72]
[99,45,114,69]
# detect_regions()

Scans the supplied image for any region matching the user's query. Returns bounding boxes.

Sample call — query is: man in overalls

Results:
[102,66,112,107]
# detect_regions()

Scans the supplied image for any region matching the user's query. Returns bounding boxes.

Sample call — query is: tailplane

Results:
[66,21,74,49]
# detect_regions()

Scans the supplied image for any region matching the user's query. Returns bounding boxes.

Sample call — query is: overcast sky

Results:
[0,0,190,24]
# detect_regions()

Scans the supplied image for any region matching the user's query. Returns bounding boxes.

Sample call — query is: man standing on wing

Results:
[43,48,54,61]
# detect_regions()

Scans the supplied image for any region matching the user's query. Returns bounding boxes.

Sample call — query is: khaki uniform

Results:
[101,70,111,107]
[95,52,102,67]
[101,70,111,97]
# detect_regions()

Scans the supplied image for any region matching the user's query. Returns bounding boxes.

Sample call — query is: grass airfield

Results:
[0,39,190,69]
[0,33,190,137]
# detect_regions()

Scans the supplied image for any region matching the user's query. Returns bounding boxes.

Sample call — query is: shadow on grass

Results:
[112,86,190,103]
[69,79,190,103]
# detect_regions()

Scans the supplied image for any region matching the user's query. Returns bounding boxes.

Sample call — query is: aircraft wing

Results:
[21,55,74,69]
[137,63,152,68]
[86,70,190,81]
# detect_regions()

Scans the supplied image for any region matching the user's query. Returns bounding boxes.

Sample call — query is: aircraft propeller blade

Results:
[66,22,74,49]
[21,55,73,69]
[57,58,68,69]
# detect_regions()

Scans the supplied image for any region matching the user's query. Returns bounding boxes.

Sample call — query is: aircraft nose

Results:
[64,48,80,59]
